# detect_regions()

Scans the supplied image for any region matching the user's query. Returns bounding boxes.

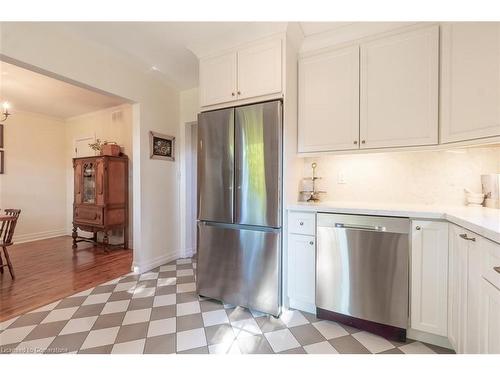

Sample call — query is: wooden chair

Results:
[0,209,21,279]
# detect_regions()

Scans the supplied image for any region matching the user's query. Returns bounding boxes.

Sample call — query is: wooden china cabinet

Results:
[72,155,129,252]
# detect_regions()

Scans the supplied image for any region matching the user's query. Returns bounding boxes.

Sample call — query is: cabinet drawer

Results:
[288,211,316,235]
[481,237,500,290]
[75,206,103,225]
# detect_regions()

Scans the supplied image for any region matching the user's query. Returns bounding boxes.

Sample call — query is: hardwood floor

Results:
[0,236,132,322]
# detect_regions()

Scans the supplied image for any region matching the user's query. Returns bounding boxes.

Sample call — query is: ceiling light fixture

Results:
[1,102,11,123]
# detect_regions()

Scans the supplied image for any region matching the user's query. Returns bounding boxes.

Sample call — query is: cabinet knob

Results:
[353,140,358,145]
[309,241,314,245]
[361,140,366,144]
[494,266,500,274]
[299,221,304,226]
[415,226,421,230]
[237,91,241,95]
[231,92,235,96]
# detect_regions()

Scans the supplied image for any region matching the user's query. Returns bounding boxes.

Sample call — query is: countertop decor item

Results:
[300,162,326,202]
[482,174,500,209]
[465,188,485,207]
[149,131,175,161]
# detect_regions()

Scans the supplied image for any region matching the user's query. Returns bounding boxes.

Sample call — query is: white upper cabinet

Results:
[440,22,500,143]
[237,39,282,101]
[198,38,283,108]
[298,46,360,153]
[359,25,439,149]
[199,52,237,107]
[410,220,449,336]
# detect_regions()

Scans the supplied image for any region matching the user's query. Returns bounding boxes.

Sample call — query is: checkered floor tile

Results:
[0,257,454,354]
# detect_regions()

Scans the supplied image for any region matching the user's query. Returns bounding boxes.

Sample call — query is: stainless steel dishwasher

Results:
[316,213,410,341]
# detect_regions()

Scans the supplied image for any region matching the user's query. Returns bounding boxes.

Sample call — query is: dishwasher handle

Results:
[334,223,387,232]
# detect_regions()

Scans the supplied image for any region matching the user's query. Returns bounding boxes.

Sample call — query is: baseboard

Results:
[14,229,68,244]
[407,328,453,350]
[133,249,193,274]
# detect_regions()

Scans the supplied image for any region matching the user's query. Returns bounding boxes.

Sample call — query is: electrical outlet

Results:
[337,172,346,184]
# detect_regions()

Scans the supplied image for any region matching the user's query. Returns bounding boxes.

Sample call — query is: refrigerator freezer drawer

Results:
[196,222,281,316]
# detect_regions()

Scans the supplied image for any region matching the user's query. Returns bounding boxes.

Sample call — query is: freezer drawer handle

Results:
[334,223,386,232]
[459,233,476,242]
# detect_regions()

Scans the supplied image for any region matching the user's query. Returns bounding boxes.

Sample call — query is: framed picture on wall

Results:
[0,150,4,174]
[149,131,175,161]
[0,124,3,148]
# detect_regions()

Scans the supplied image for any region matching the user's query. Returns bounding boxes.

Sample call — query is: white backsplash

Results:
[301,147,500,206]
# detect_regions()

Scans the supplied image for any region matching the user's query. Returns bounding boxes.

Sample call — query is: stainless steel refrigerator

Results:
[196,100,282,316]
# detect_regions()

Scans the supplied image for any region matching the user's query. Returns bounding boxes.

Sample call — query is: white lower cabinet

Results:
[287,233,316,314]
[480,279,500,353]
[411,220,449,336]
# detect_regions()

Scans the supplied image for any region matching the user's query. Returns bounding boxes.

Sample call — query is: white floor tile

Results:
[176,282,196,293]
[176,328,206,352]
[31,301,60,313]
[231,318,262,338]
[157,278,176,287]
[111,339,146,354]
[60,316,98,335]
[202,310,229,327]
[82,293,111,306]
[264,329,301,353]
[80,327,120,349]
[176,269,194,277]
[399,341,436,354]
[131,287,156,299]
[139,272,158,281]
[122,308,151,325]
[113,282,137,293]
[177,258,192,265]
[0,325,37,345]
[14,336,56,354]
[41,307,79,324]
[352,331,395,353]
[147,317,176,337]
[0,316,19,330]
[153,294,176,308]
[279,310,309,328]
[159,265,176,272]
[101,300,130,315]
[303,341,339,354]
[208,341,241,354]
[312,320,349,340]
[176,301,200,316]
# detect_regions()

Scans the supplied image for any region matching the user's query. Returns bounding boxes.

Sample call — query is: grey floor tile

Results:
[205,324,235,345]
[156,285,177,296]
[200,299,224,312]
[159,271,177,278]
[92,312,126,330]
[422,342,455,354]
[91,285,118,295]
[255,316,287,333]
[389,338,414,347]
[144,334,176,354]
[119,275,140,283]
[136,280,157,289]
[178,346,208,354]
[72,303,105,318]
[24,321,67,341]
[176,292,199,303]
[279,347,307,354]
[329,335,371,354]
[150,305,176,321]
[78,344,113,354]
[237,335,273,354]
[302,312,321,323]
[115,322,148,344]
[337,322,361,335]
[226,306,253,322]
[55,297,87,310]
[47,332,88,353]
[379,348,404,354]
[177,313,204,332]
[8,311,50,328]
[177,275,195,284]
[176,264,192,270]
[128,297,154,310]
[289,324,325,346]
[107,291,133,302]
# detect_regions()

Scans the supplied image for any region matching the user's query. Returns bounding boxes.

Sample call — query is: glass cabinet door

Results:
[82,162,96,204]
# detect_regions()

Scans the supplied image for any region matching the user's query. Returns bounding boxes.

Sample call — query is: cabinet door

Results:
[411,220,449,336]
[237,39,282,100]
[360,25,439,149]
[288,234,316,313]
[480,279,500,354]
[298,46,360,152]
[199,52,237,107]
[441,23,500,143]
[74,160,83,205]
[466,234,482,353]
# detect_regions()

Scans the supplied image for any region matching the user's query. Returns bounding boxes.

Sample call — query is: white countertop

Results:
[288,201,500,244]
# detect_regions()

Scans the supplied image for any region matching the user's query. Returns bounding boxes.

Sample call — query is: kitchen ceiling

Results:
[0,61,128,119]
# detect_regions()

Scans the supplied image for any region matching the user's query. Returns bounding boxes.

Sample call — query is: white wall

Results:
[300,147,500,206]
[1,22,181,272]
[0,111,67,242]
[65,104,133,242]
